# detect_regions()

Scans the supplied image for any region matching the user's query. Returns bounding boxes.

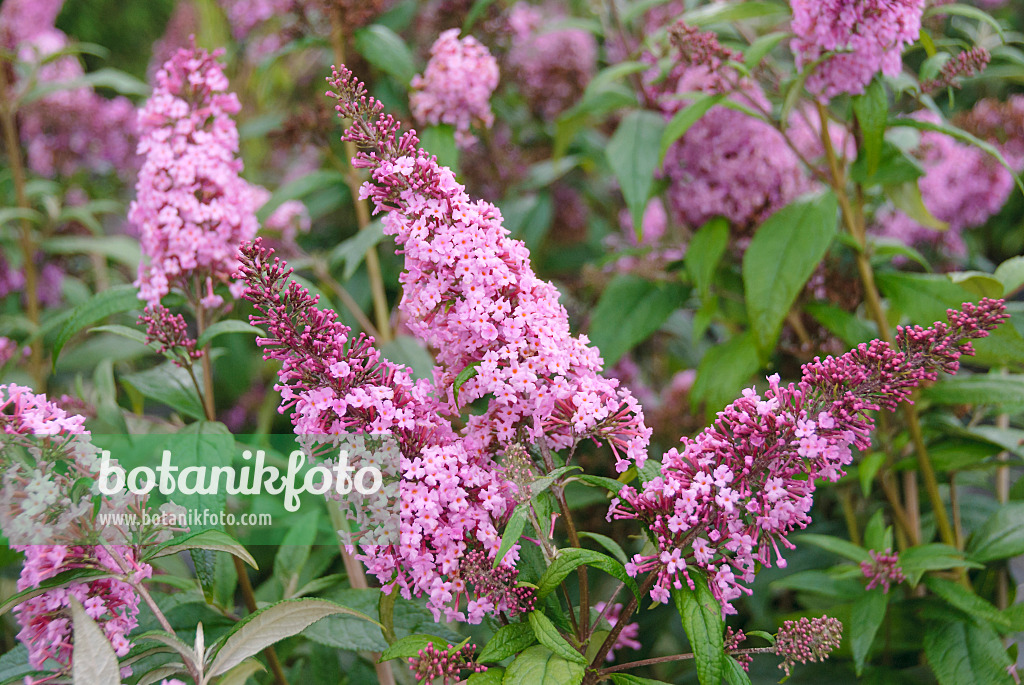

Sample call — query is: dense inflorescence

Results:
[410,29,499,147]
[790,0,926,98]
[921,47,990,93]
[861,548,906,593]
[328,66,651,472]
[407,642,485,685]
[610,300,1006,614]
[774,616,843,676]
[131,44,260,308]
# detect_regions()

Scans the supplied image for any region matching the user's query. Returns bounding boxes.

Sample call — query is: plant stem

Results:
[231,556,292,685]
[996,402,1010,609]
[599,646,776,676]
[815,103,957,551]
[583,569,660,683]
[194,303,217,422]
[0,63,45,389]
[328,8,393,344]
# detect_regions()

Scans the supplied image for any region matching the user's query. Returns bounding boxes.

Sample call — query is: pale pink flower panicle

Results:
[790,0,926,99]
[610,299,1006,615]
[237,240,527,623]
[327,65,651,473]
[131,43,260,308]
[410,29,499,147]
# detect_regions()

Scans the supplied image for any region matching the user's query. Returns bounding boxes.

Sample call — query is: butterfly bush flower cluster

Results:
[237,241,525,622]
[408,642,485,685]
[790,0,926,99]
[505,4,598,120]
[0,0,137,178]
[774,616,843,677]
[329,66,651,472]
[131,45,261,308]
[875,112,1015,260]
[654,24,812,231]
[921,47,990,93]
[0,385,180,680]
[410,29,499,148]
[861,548,906,593]
[610,299,1007,614]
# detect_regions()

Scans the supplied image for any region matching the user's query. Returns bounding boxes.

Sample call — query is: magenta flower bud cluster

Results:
[407,641,485,685]
[774,616,843,676]
[790,0,925,99]
[410,29,499,148]
[131,44,261,308]
[921,47,991,94]
[861,548,906,593]
[139,305,203,367]
[610,299,1006,615]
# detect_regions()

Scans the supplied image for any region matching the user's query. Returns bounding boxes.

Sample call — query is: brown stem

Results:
[538,436,589,639]
[816,103,957,552]
[194,304,217,422]
[600,646,777,676]
[232,556,291,685]
[583,570,660,684]
[328,8,393,344]
[0,63,44,389]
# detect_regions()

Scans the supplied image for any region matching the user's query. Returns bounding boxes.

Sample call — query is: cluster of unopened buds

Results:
[139,305,202,366]
[408,642,485,685]
[774,616,844,676]
[861,548,906,593]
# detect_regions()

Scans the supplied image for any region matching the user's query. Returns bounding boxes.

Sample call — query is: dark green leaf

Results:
[0,569,113,616]
[691,331,760,416]
[196,320,265,348]
[797,534,871,563]
[850,141,925,186]
[743,191,838,352]
[968,503,1024,563]
[477,622,536,663]
[494,508,527,568]
[686,218,729,297]
[672,572,724,685]
[420,124,459,173]
[851,588,888,675]
[379,634,451,662]
[924,619,1014,685]
[588,275,687,367]
[353,24,416,84]
[607,110,667,233]
[528,611,586,664]
[682,1,790,26]
[852,78,888,178]
[924,576,1010,631]
[659,94,725,163]
[257,170,345,223]
[121,361,206,420]
[536,548,639,601]
[53,284,140,365]
[502,646,585,685]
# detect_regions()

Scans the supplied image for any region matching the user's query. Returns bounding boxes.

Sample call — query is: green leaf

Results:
[572,474,625,494]
[208,599,378,676]
[994,256,1024,296]
[502,645,585,685]
[453,361,481,406]
[900,544,982,585]
[724,656,753,685]
[659,94,725,163]
[379,335,435,380]
[850,141,926,187]
[328,221,388,281]
[805,302,877,347]
[53,284,140,365]
[467,668,504,684]
[196,320,265,348]
[462,0,498,31]
[947,271,1004,299]
[875,271,972,323]
[257,170,345,223]
[578,532,628,565]
[797,533,871,563]
[420,124,459,173]
[536,548,639,601]
[25,67,149,102]
[121,362,206,420]
[89,324,149,345]
[500,192,553,251]
[353,24,416,84]
[851,588,888,675]
[606,110,667,234]
[682,0,790,26]
[852,78,888,179]
[0,569,113,617]
[588,274,687,367]
[494,508,528,568]
[922,3,1006,42]
[610,675,674,685]
[924,619,1014,685]
[158,423,235,535]
[147,529,258,569]
[379,634,451,662]
[968,503,1024,562]
[42,235,141,267]
[528,611,586,665]
[690,331,760,416]
[924,576,1010,631]
[478,622,536,663]
[742,191,838,352]
[685,218,729,297]
[884,181,948,231]
[71,598,123,685]
[273,510,319,597]
[922,375,1024,410]
[744,31,788,69]
[672,572,724,685]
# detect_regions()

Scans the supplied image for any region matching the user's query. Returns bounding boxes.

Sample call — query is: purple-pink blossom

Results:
[790,0,926,98]
[410,29,499,147]
[131,44,260,308]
